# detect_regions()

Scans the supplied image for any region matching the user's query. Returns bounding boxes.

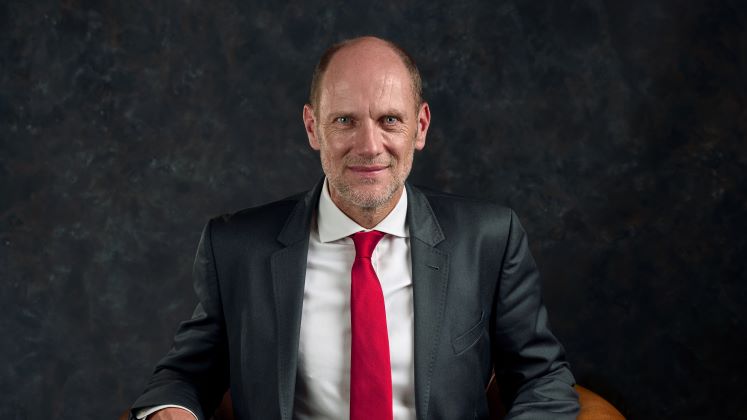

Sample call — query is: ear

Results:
[303,104,320,150]
[414,101,431,151]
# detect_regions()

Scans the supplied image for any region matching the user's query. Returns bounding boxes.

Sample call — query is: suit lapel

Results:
[270,179,324,420]
[406,185,449,420]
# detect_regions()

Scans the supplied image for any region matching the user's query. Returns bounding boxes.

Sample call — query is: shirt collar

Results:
[317,178,409,243]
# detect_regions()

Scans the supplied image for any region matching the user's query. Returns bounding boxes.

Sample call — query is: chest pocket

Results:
[451,310,486,355]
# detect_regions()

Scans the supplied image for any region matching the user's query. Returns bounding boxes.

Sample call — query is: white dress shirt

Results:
[294,180,416,419]
[139,180,416,419]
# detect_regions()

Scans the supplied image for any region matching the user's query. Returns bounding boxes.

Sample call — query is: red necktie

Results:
[350,230,393,420]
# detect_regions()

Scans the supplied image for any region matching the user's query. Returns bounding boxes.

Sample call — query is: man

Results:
[130,36,579,419]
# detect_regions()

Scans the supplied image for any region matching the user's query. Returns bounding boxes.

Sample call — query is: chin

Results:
[338,182,400,210]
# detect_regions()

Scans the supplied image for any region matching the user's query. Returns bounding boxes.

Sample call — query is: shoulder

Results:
[411,184,515,227]
[205,189,309,241]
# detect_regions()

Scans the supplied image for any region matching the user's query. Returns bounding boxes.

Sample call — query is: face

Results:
[303,40,430,211]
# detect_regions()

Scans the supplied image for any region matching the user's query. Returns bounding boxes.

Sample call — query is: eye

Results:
[335,116,351,124]
[383,116,399,125]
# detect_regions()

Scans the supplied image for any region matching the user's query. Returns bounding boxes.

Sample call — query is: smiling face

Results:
[303,38,430,217]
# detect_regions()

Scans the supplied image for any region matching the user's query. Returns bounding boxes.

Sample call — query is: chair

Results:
[122,375,625,419]
[484,374,625,419]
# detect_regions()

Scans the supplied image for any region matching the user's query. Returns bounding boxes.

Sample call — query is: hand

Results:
[148,407,196,420]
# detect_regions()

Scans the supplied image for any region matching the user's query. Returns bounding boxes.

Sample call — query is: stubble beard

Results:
[333,165,404,210]
[319,140,414,211]
[324,155,409,211]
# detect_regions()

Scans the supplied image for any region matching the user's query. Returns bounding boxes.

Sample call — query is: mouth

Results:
[347,165,390,177]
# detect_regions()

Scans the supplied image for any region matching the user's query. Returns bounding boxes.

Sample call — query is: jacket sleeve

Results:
[492,210,579,419]
[130,219,229,420]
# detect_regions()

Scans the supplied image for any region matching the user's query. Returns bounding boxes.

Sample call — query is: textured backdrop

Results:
[1,0,746,419]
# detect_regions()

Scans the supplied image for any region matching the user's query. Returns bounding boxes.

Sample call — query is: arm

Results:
[130,220,229,420]
[492,210,579,420]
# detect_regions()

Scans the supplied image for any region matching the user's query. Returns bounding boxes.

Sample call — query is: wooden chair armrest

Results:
[486,373,625,419]
[577,385,625,420]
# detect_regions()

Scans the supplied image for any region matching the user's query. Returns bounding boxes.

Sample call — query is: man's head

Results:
[308,38,424,112]
[303,36,431,218]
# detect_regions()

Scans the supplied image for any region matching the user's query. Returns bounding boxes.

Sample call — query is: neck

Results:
[329,185,403,229]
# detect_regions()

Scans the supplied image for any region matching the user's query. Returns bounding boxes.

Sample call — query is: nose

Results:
[352,119,384,157]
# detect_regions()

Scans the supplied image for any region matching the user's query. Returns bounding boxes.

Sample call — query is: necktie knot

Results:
[351,230,386,259]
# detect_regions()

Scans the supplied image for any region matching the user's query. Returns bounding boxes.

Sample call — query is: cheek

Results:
[392,138,416,160]
[321,132,352,154]
[319,146,345,173]
[399,153,414,171]
[322,145,345,165]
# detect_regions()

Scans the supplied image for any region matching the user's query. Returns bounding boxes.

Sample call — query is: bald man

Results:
[130,36,579,420]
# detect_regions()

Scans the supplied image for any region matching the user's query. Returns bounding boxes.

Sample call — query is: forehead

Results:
[318,43,415,113]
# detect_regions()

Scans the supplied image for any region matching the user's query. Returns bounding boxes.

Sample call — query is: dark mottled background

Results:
[1,0,745,418]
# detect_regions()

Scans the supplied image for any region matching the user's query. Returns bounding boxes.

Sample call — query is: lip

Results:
[347,165,389,178]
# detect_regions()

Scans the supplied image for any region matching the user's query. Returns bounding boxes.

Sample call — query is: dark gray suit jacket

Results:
[131,180,579,419]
